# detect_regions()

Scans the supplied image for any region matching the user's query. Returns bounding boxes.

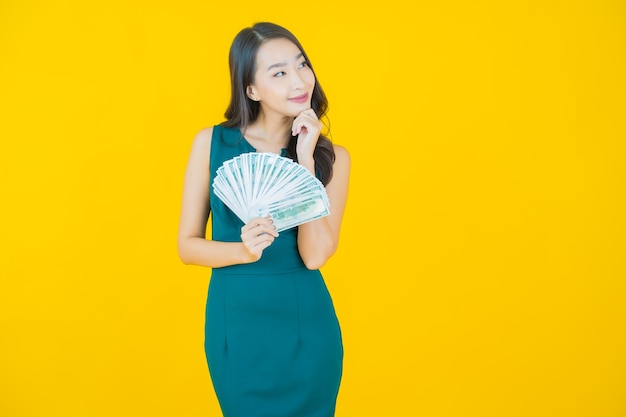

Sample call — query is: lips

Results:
[288,93,309,104]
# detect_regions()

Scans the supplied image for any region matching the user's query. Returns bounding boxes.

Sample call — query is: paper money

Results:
[213,152,330,232]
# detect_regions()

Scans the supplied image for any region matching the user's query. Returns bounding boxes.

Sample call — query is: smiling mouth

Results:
[288,93,309,103]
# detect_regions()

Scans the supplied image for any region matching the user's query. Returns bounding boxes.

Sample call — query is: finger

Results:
[246,239,273,259]
[242,227,275,243]
[241,216,275,232]
[252,233,275,247]
[293,121,313,136]
[243,234,275,252]
[296,108,317,119]
[293,124,304,136]
[292,121,303,135]
[247,217,276,234]
[241,221,278,238]
[243,216,271,227]
[242,227,278,241]
[292,115,321,135]
[252,215,274,226]
[292,114,312,134]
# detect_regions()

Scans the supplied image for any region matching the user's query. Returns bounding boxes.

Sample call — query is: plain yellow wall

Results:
[1,1,625,416]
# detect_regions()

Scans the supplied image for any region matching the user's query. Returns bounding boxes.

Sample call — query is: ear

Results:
[246,86,259,101]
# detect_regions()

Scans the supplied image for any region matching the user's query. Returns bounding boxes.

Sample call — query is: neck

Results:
[245,111,292,150]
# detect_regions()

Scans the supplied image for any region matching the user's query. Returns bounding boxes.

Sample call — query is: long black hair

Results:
[221,22,335,185]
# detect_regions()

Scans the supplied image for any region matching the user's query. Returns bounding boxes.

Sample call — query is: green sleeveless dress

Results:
[205,125,343,417]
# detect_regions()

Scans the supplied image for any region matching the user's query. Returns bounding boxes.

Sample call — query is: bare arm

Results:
[297,144,351,269]
[177,127,277,268]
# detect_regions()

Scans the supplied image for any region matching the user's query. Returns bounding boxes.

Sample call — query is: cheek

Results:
[305,71,316,86]
[256,81,278,99]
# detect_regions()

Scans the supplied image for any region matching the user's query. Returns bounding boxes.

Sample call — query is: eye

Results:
[274,71,286,77]
[298,61,309,69]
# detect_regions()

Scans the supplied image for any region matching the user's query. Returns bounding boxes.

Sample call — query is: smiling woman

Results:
[177,22,351,417]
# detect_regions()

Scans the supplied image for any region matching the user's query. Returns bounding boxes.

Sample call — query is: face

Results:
[247,38,316,118]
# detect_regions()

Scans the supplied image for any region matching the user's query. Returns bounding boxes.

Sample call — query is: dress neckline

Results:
[239,131,287,156]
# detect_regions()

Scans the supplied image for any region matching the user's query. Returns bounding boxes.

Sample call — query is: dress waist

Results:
[212,264,318,276]
[212,225,313,275]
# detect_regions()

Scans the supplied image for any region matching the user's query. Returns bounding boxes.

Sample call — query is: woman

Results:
[178,22,350,417]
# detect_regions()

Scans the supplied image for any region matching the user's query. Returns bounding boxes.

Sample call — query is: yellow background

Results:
[1,1,625,416]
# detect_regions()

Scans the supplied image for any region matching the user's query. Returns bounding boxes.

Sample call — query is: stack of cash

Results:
[213,152,330,232]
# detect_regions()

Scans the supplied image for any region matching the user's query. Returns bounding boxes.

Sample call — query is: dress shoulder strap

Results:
[209,125,223,176]
[210,124,249,175]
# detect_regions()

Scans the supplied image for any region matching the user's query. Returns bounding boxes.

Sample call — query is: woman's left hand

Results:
[292,109,322,160]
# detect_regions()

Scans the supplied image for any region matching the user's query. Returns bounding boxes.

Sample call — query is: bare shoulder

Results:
[193,126,214,148]
[187,126,214,160]
[332,143,351,166]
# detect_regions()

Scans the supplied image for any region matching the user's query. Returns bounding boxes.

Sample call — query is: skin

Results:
[178,38,350,270]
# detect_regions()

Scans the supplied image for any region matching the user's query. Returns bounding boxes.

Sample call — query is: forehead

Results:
[256,38,302,66]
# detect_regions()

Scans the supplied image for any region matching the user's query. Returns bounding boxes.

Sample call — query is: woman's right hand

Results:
[240,216,279,263]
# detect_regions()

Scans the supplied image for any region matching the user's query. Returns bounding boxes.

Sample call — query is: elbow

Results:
[178,249,191,265]
[301,244,337,270]
[303,256,327,270]
[177,239,193,265]
[179,253,192,265]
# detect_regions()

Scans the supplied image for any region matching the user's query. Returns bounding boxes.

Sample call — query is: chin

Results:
[289,102,312,115]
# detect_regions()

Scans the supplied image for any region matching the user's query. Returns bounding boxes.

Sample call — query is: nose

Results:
[291,71,305,90]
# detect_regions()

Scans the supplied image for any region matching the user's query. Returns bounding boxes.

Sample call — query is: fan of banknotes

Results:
[213,152,330,232]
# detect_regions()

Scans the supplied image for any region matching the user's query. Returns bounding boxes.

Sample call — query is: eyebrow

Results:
[266,53,304,71]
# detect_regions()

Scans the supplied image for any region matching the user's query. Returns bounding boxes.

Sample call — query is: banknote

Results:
[213,152,331,232]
